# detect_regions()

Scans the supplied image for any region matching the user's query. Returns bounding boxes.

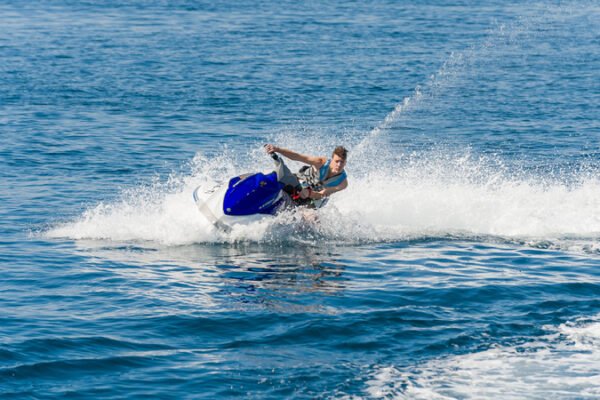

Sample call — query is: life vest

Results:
[298,159,347,191]
[294,159,347,208]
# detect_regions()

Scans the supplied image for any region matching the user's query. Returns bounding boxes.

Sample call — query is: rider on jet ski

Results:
[264,144,348,209]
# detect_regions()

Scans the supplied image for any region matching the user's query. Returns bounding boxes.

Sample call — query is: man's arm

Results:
[310,179,348,200]
[265,144,325,168]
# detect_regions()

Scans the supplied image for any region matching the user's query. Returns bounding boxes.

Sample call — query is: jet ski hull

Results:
[193,172,287,233]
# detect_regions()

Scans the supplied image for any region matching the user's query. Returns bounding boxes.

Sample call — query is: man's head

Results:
[330,146,348,174]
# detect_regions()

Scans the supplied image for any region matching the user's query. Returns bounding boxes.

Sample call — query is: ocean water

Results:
[1,0,600,398]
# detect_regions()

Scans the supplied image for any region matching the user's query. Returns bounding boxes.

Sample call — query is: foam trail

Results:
[46,150,600,249]
[361,314,600,399]
[325,151,600,243]
[47,181,217,246]
[46,153,234,245]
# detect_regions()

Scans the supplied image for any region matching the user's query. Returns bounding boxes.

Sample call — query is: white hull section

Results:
[193,184,269,233]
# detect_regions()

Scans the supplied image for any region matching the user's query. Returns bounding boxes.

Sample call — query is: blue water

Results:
[2,0,600,398]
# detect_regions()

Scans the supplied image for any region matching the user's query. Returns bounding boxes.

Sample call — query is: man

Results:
[264,144,348,208]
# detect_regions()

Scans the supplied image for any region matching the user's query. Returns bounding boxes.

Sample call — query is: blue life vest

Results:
[297,159,347,192]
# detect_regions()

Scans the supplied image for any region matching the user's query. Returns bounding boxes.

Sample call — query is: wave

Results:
[360,313,600,399]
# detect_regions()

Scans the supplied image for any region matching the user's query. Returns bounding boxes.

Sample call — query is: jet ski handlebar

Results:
[263,144,280,162]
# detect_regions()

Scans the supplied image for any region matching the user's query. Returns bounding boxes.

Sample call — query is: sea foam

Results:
[45,147,600,250]
[360,314,600,399]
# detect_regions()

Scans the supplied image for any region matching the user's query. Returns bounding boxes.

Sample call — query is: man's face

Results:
[330,154,346,174]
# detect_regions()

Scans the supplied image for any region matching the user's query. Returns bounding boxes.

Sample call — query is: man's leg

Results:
[273,158,300,188]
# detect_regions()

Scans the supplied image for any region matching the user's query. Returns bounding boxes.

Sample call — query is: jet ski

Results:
[193,153,297,233]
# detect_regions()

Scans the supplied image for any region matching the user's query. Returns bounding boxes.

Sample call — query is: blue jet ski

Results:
[193,153,297,232]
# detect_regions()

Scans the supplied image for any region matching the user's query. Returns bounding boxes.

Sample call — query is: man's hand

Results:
[263,145,325,168]
[309,189,327,200]
[264,144,278,154]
